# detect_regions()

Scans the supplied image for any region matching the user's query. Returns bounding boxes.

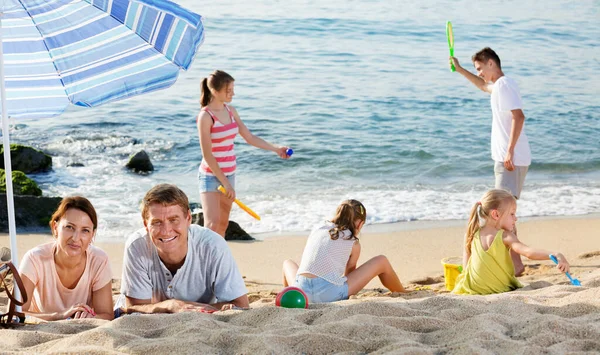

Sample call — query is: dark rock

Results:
[67,162,85,167]
[0,194,62,232]
[192,212,254,241]
[225,220,254,241]
[0,144,52,173]
[0,169,42,196]
[126,150,154,173]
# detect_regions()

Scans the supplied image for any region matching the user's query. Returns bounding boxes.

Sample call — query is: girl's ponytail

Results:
[200,77,211,107]
[329,200,366,240]
[199,70,235,107]
[465,202,482,255]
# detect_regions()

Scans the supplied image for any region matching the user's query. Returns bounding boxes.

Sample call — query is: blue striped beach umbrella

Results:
[0,0,205,266]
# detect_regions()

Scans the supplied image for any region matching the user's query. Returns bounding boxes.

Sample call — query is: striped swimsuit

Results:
[199,105,239,176]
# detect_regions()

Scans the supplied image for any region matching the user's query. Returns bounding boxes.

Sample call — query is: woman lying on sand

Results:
[18,196,113,320]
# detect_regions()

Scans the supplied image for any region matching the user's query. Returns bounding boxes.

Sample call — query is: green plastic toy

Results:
[446,21,455,72]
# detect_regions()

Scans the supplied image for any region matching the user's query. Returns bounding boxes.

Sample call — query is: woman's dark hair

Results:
[50,196,98,231]
[329,200,366,240]
[200,70,235,107]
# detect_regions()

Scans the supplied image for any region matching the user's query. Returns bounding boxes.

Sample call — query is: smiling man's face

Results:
[144,203,191,265]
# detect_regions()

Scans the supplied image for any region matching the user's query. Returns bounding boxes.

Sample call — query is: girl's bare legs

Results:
[200,192,224,235]
[200,192,234,237]
[282,260,299,287]
[346,255,405,295]
[216,193,234,237]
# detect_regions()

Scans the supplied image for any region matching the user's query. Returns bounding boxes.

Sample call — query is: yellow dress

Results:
[452,229,523,295]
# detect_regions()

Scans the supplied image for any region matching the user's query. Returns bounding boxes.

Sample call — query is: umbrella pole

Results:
[0,13,20,268]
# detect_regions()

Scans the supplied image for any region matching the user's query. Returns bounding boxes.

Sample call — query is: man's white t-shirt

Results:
[490,76,531,166]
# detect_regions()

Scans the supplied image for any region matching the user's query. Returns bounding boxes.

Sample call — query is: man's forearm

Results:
[456,66,487,91]
[125,300,172,314]
[213,295,250,310]
[508,112,525,152]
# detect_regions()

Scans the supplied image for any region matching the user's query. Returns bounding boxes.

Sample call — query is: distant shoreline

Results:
[253,212,600,240]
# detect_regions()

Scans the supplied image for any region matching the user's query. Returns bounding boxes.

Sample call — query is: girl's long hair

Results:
[329,199,366,240]
[465,189,516,254]
[200,70,235,107]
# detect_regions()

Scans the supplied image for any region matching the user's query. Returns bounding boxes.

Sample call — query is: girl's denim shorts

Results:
[198,173,235,193]
[294,274,349,303]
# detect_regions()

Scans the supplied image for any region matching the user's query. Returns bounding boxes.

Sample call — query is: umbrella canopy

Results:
[1,0,204,118]
[1,0,205,266]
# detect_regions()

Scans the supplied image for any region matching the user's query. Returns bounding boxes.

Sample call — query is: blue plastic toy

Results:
[549,254,581,286]
[286,148,294,157]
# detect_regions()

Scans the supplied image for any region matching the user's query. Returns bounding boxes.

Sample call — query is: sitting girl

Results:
[453,189,571,295]
[18,196,114,320]
[282,200,405,303]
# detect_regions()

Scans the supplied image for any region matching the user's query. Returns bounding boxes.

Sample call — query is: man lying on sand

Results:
[116,184,249,315]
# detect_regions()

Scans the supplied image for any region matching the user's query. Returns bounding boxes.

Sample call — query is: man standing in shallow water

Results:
[118,184,249,314]
[450,47,531,276]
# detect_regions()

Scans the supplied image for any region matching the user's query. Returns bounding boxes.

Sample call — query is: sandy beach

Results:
[1,215,600,353]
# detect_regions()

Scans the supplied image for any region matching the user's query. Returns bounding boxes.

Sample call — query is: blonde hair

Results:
[329,199,366,240]
[465,189,516,254]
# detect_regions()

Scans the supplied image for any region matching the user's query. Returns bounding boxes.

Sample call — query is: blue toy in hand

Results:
[549,254,581,286]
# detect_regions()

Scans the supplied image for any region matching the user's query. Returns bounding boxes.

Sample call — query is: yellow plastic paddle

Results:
[218,185,261,220]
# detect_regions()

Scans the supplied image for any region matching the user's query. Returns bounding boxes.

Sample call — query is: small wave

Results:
[76,121,133,128]
[218,182,600,239]
[531,160,600,173]
[395,150,435,159]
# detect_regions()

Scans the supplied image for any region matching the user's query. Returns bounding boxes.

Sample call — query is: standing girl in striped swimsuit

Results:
[197,70,290,237]
[282,200,406,303]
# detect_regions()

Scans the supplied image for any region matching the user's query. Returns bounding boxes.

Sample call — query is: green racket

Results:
[446,21,455,72]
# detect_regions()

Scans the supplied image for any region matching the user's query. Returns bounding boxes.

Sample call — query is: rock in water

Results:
[0,169,42,196]
[0,144,52,173]
[0,194,62,232]
[126,150,154,173]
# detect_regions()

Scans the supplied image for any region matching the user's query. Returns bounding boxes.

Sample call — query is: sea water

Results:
[4,0,599,240]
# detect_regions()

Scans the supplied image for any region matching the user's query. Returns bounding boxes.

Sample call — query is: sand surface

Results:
[1,216,599,354]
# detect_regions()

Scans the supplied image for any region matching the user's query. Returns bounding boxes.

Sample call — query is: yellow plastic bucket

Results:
[441,257,463,291]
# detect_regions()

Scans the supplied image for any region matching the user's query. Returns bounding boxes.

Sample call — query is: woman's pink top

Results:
[19,242,112,313]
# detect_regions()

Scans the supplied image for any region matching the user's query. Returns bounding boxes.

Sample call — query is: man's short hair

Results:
[141,184,190,220]
[472,47,501,69]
